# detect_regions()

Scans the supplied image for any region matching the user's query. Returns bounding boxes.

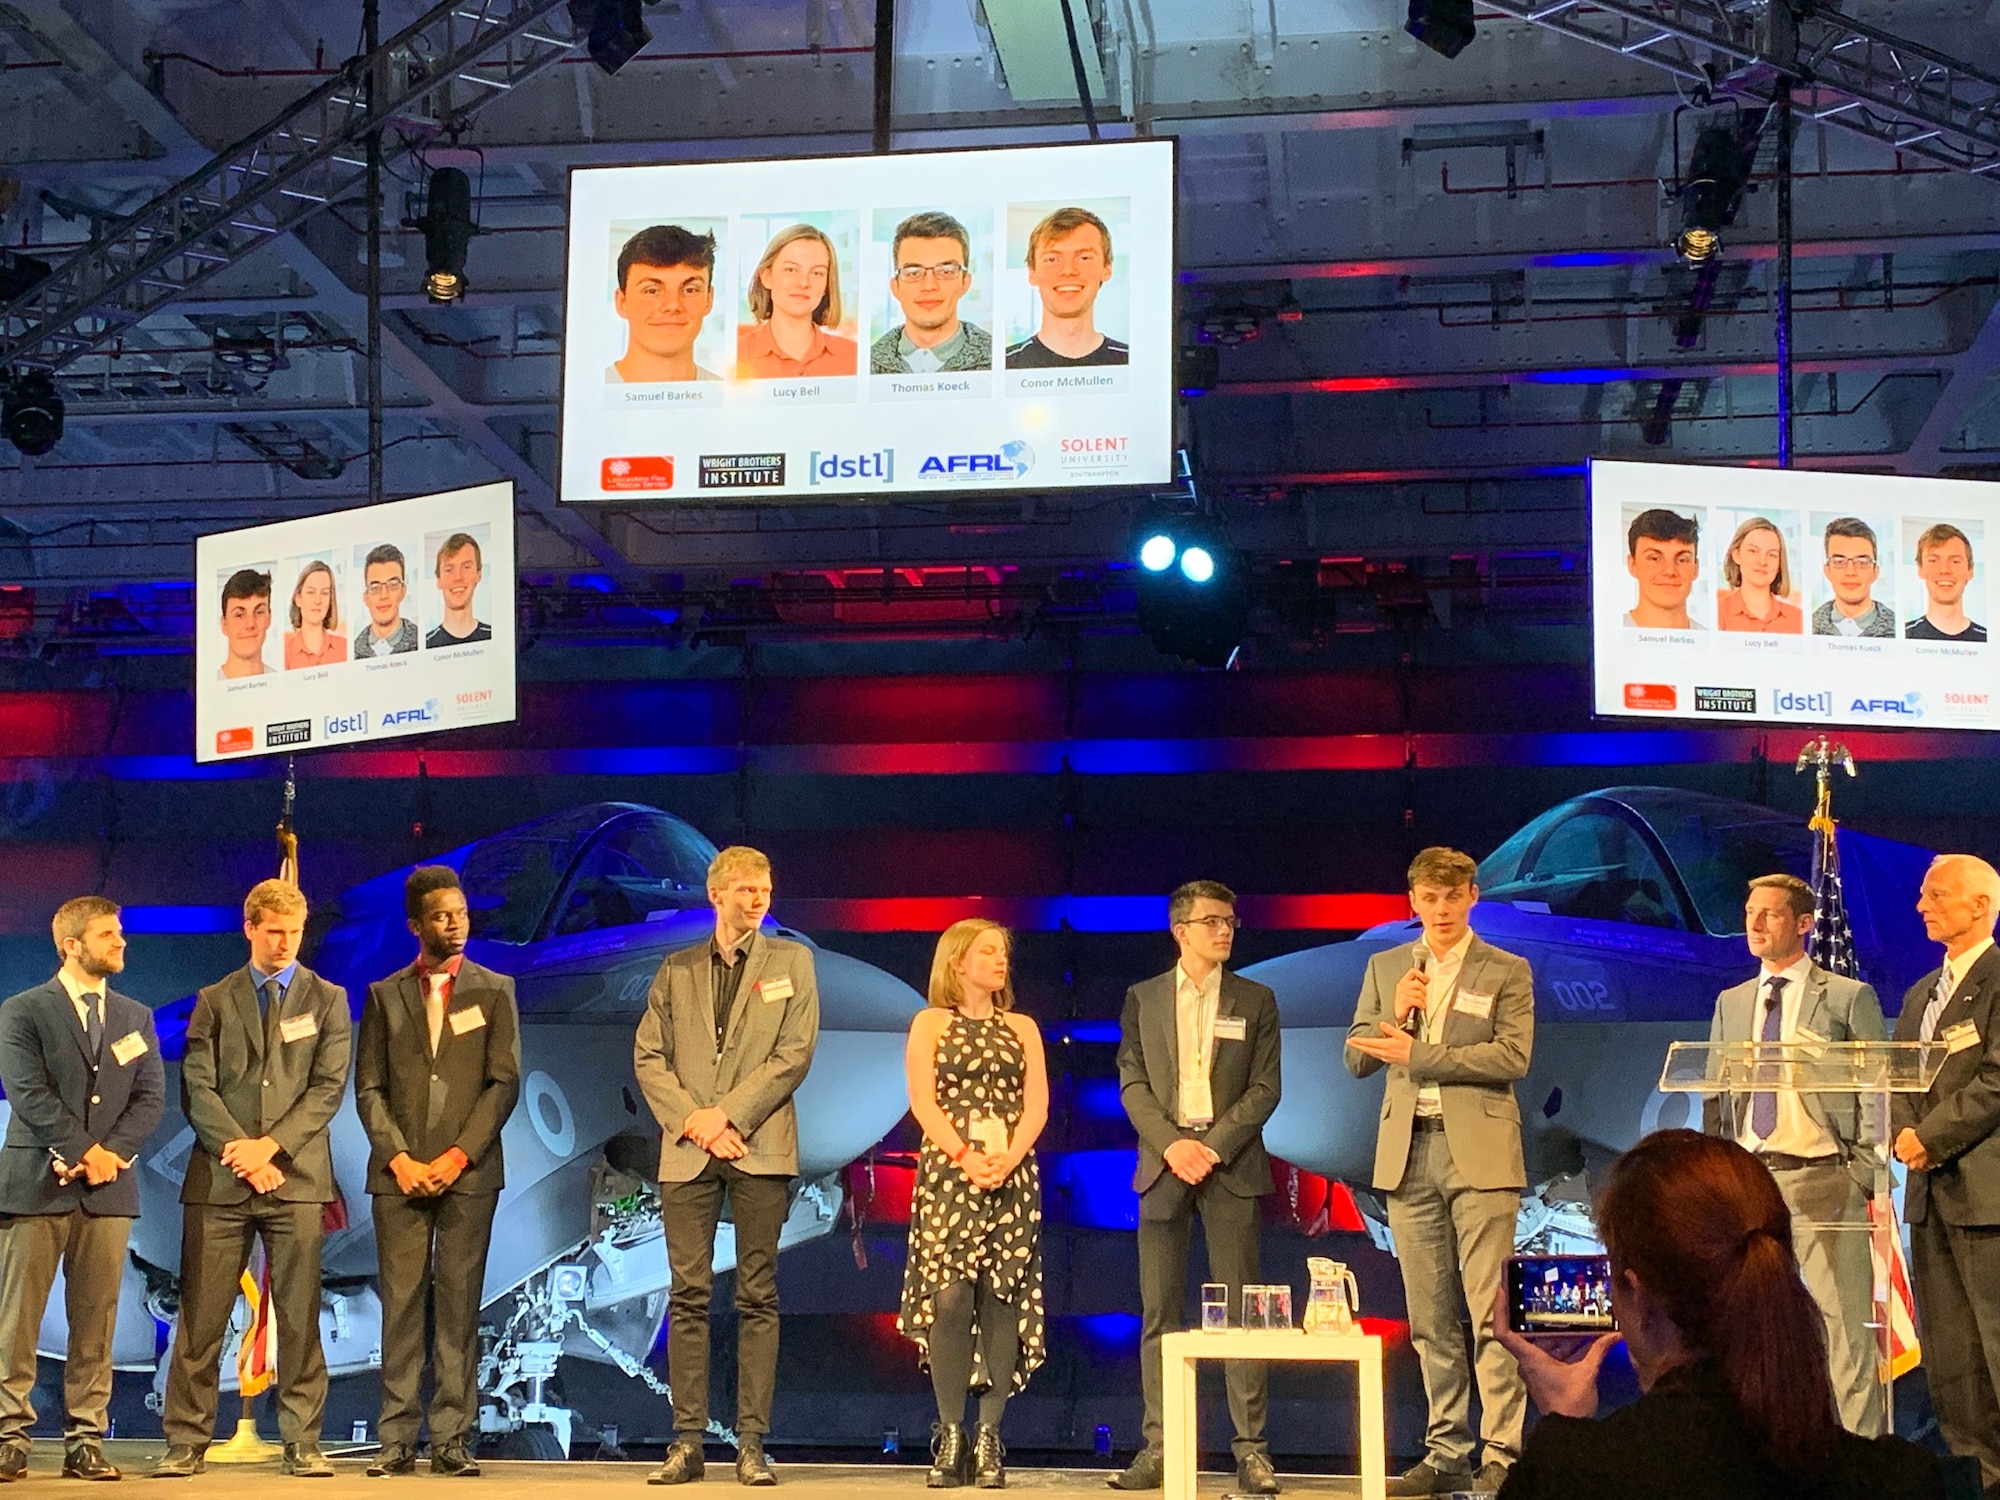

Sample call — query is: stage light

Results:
[1179,546,1215,584]
[410,167,478,303]
[1139,534,1177,572]
[1674,121,1751,264]
[568,0,651,75]
[2,371,63,457]
[1405,0,1476,59]
[1136,521,1248,668]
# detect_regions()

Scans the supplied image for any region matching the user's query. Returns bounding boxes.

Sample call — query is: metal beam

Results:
[1902,297,2000,473]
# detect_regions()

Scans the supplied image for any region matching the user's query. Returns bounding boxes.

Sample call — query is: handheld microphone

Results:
[1403,942,1430,1035]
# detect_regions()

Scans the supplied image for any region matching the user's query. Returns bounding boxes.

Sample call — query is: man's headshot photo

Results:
[736,221,859,379]
[607,223,722,385]
[1906,521,1987,643]
[1623,507,1705,631]
[1812,516,1895,638]
[217,568,274,680]
[870,210,992,375]
[353,542,418,658]
[1006,204,1129,370]
[426,530,491,648]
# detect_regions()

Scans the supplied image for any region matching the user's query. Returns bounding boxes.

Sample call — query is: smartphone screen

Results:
[1506,1253,1617,1334]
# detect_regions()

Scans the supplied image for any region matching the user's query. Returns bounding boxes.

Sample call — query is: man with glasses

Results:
[1347,848,1534,1495]
[1812,517,1896,637]
[1110,881,1282,1496]
[353,543,417,658]
[869,211,992,376]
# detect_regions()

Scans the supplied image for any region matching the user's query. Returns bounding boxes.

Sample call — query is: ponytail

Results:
[1711,1222,1842,1479]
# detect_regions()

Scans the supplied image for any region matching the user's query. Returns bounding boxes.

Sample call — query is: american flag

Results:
[1806,805,1857,979]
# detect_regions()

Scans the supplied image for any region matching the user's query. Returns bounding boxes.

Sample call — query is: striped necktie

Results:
[1750,976,1787,1139]
[1921,965,1954,1043]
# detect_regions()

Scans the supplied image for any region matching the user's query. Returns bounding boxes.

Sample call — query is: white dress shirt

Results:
[1739,952,1840,1160]
[1944,937,1995,1006]
[1415,931,1474,1117]
[56,968,104,1031]
[1174,962,1222,1127]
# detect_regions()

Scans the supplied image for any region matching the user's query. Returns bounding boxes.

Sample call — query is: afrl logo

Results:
[918,441,1033,480]
[1849,693,1923,720]
[380,699,441,728]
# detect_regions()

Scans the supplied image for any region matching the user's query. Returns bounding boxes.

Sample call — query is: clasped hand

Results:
[57,1143,127,1187]
[957,1149,1014,1191]
[221,1136,287,1191]
[388,1151,464,1197]
[682,1106,747,1160]
[1163,1136,1221,1186]
[1894,1127,1932,1172]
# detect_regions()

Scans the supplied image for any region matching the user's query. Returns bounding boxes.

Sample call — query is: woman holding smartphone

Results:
[899,920,1048,1489]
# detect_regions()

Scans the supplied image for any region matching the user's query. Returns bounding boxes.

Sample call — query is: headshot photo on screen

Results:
[1903,518,1987,642]
[605,219,727,384]
[868,208,994,375]
[1004,199,1131,369]
[1810,514,1896,638]
[425,526,492,648]
[353,541,419,658]
[282,555,348,669]
[216,565,276,680]
[1621,504,1707,630]
[1715,512,1804,633]
[736,215,859,379]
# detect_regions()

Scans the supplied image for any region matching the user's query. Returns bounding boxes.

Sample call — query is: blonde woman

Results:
[900,920,1048,1489]
[1717,518,1803,633]
[282,559,348,669]
[735,223,858,378]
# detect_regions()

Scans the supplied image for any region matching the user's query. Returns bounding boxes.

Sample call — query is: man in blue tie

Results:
[0,897,164,1481]
[1702,873,1885,1433]
[1894,854,2000,1490]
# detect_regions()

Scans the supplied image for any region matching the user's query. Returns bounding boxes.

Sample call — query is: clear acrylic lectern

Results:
[1659,1041,1945,1436]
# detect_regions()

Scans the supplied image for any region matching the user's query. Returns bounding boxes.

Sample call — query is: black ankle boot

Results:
[971,1422,1006,1489]
[928,1423,969,1488]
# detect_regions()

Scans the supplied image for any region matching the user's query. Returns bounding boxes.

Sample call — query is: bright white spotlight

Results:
[1180,546,1215,584]
[1139,534,1177,572]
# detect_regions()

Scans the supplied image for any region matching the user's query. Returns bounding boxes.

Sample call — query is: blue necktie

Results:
[1751,976,1787,1140]
[81,991,102,1057]
[1921,968,1953,1042]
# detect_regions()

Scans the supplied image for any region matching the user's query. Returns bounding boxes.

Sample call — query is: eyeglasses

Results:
[894,262,967,284]
[363,579,405,597]
[1179,915,1241,934]
[1824,556,1877,572]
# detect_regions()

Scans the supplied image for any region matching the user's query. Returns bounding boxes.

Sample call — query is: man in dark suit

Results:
[1347,847,1534,1496]
[1110,879,1282,1496]
[0,896,164,1481]
[355,866,520,1478]
[1892,854,2000,1491]
[152,880,350,1479]
[634,847,819,1488]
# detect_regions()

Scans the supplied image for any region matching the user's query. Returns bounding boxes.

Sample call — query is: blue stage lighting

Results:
[1179,546,1215,584]
[1139,533,1177,572]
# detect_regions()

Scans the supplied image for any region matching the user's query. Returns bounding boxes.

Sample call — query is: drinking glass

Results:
[1269,1285,1294,1329]
[1201,1283,1229,1331]
[1242,1285,1271,1331]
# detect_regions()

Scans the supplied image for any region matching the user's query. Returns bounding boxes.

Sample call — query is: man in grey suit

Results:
[153,880,351,1479]
[1703,872,1886,1433]
[1347,847,1533,1496]
[1892,854,2000,1490]
[634,846,819,1488]
[1109,880,1282,1497]
[355,866,521,1478]
[0,896,164,1481]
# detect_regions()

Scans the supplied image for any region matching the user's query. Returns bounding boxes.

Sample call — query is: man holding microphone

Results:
[1347,848,1534,1496]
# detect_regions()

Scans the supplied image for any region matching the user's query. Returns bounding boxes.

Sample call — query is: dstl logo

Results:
[324,710,368,737]
[919,441,1034,480]
[380,699,441,728]
[1773,689,1833,716]
[808,449,893,485]
[1849,692,1924,720]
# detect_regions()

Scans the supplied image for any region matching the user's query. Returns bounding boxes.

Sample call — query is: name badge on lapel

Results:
[758,976,795,1003]
[1943,1020,1982,1055]
[109,1031,149,1067]
[1453,990,1496,1020]
[448,1006,487,1036]
[1213,1015,1248,1043]
[278,1014,319,1044]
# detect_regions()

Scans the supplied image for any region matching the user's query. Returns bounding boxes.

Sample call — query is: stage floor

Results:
[58,1445,1371,1496]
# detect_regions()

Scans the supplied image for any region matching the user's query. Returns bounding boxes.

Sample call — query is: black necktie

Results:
[260,979,280,1028]
[1751,976,1787,1139]
[81,991,102,1056]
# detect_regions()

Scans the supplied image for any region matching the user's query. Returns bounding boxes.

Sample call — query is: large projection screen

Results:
[560,139,1176,502]
[195,482,516,762]
[1592,460,2000,730]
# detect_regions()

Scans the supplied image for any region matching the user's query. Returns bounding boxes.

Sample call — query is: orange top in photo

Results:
[1715,590,1803,633]
[736,322,858,379]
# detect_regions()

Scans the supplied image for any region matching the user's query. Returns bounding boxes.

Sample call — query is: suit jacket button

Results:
[90,1095,100,1105]
[430,1074,439,1082]
[264,1079,271,1087]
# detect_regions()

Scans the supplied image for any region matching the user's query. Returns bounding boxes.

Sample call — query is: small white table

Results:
[1160,1328,1385,1500]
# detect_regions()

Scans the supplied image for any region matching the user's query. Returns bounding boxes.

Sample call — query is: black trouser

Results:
[1136,1178,1267,1459]
[162,1199,328,1447]
[372,1190,498,1448]
[1912,1211,2000,1486]
[659,1160,790,1440]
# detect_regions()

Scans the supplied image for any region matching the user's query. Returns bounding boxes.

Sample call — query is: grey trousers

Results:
[659,1160,790,1440]
[1770,1160,1883,1435]
[0,1210,129,1448]
[1386,1127,1525,1472]
[372,1190,498,1448]
[1911,1212,2000,1488]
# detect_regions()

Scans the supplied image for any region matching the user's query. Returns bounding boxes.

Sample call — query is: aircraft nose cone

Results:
[793,948,926,1180]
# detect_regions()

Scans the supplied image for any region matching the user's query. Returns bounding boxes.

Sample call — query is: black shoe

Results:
[1385,1461,1474,1497]
[928,1424,967,1489]
[0,1446,26,1484]
[367,1445,419,1478]
[282,1445,334,1479]
[1107,1449,1163,1491]
[734,1441,774,1488]
[63,1445,121,1481]
[648,1442,705,1486]
[1469,1461,1510,1494]
[147,1448,206,1480]
[970,1424,1005,1490]
[1236,1452,1280,1496]
[429,1442,479,1479]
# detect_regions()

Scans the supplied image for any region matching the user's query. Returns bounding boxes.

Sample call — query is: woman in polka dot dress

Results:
[899,919,1049,1489]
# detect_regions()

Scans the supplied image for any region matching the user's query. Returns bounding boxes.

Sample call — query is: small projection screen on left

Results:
[194,481,517,763]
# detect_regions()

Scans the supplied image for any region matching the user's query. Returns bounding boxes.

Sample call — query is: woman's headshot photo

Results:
[282,556,348,670]
[736,219,859,380]
[1716,514,1804,634]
